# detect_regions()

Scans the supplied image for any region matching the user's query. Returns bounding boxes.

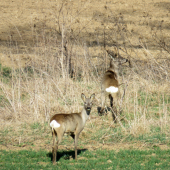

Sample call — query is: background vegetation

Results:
[0,0,170,168]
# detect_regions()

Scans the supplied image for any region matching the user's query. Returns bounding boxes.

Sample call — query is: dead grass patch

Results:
[0,0,170,153]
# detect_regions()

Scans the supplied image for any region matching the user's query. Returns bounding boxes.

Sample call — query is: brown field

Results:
[0,0,170,152]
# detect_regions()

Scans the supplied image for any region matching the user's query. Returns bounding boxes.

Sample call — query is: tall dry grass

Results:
[0,1,170,139]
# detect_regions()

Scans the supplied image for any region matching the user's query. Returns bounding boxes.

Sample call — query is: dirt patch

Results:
[1,141,170,152]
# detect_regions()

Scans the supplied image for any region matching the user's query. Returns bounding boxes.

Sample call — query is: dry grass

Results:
[0,0,170,151]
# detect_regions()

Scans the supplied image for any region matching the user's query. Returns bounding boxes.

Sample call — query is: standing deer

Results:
[99,50,128,120]
[50,93,95,165]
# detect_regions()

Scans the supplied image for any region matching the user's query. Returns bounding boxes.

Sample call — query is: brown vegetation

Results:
[0,0,170,151]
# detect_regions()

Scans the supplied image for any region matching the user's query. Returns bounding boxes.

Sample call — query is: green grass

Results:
[0,88,10,107]
[0,63,12,79]
[0,149,170,169]
[1,121,169,148]
[137,91,170,108]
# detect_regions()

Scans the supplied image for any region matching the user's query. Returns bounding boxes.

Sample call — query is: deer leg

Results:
[109,94,113,107]
[52,131,57,165]
[74,133,80,160]
[100,91,106,115]
[52,130,63,165]
[109,94,117,121]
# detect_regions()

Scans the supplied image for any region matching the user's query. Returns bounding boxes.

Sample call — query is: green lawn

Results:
[1,149,170,170]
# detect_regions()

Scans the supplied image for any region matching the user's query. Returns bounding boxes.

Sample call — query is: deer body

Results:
[100,50,128,118]
[50,93,95,165]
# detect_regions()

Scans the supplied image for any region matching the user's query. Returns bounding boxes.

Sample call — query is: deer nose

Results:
[87,107,91,111]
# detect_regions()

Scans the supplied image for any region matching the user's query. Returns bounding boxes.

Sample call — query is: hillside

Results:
[0,0,170,152]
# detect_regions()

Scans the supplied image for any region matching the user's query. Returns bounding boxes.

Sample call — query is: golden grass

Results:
[0,0,170,151]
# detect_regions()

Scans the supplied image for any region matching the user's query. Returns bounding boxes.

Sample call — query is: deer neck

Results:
[81,107,90,124]
[108,63,119,79]
[109,65,118,74]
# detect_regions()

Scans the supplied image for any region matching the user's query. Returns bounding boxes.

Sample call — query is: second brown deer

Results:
[99,50,128,120]
[50,93,95,165]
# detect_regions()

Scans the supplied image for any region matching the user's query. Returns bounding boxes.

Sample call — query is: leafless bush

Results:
[0,1,170,138]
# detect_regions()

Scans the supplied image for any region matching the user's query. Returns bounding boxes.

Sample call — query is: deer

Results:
[99,49,129,120]
[50,93,95,165]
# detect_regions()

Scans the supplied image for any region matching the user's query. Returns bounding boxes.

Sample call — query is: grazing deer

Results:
[50,93,95,165]
[99,50,128,120]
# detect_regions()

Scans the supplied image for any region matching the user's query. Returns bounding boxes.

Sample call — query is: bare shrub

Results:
[0,0,170,141]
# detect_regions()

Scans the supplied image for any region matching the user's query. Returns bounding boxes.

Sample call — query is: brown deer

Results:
[50,93,95,165]
[99,50,128,120]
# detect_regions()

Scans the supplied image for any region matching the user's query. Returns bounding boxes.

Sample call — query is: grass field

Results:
[0,0,170,169]
[1,149,170,169]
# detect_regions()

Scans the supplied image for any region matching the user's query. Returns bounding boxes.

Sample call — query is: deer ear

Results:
[81,93,86,102]
[90,93,95,101]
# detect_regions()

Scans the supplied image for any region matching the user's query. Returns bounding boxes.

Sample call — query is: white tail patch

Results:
[106,86,118,93]
[50,120,60,129]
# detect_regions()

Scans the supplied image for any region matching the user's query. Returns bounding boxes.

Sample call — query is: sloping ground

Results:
[0,117,169,152]
[0,0,170,152]
[1,0,170,67]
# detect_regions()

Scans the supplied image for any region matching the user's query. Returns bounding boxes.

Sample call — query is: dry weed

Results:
[0,0,170,145]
